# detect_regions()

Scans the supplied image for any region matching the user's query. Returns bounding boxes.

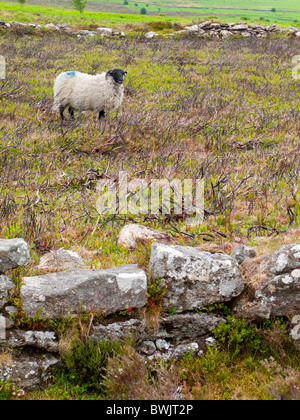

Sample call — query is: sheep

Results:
[53,68,127,121]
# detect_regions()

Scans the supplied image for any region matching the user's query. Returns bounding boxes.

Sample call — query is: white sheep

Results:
[53,68,127,121]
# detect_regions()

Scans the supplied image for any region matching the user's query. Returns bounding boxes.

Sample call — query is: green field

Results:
[114,0,300,23]
[0,1,194,29]
[2,0,300,25]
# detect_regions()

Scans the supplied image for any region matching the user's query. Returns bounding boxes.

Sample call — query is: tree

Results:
[71,0,88,17]
[271,8,276,12]
[140,7,147,14]
[17,0,26,9]
[124,0,129,4]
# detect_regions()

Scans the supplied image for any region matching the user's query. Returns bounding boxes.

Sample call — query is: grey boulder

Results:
[148,243,244,312]
[0,352,59,390]
[117,223,174,250]
[230,244,257,265]
[0,275,14,309]
[233,244,300,321]
[0,238,30,273]
[37,248,87,274]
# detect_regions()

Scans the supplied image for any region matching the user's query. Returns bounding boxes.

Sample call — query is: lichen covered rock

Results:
[148,243,244,312]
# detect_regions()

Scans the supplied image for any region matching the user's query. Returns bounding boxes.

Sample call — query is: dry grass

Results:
[0,349,12,368]
[103,344,181,400]
[251,228,300,256]
[239,257,266,288]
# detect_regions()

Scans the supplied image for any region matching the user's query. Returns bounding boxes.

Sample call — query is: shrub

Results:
[60,337,123,391]
[180,348,278,400]
[181,346,230,383]
[149,21,173,31]
[140,7,147,15]
[71,0,87,17]
[259,320,300,366]
[146,277,166,308]
[262,357,300,400]
[213,316,268,358]
[0,379,22,400]
[17,0,26,9]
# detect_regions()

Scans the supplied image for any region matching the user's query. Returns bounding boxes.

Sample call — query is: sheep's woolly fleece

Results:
[53,69,126,117]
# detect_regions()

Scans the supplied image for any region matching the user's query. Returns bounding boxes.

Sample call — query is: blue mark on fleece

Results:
[65,71,77,77]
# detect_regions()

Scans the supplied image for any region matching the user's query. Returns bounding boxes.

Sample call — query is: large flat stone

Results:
[0,330,58,352]
[21,265,147,318]
[91,312,225,343]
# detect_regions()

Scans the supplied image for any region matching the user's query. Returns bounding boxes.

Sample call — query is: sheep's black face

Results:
[107,69,127,84]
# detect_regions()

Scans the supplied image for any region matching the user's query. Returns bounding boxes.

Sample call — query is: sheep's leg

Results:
[98,110,106,132]
[59,105,66,121]
[68,107,74,119]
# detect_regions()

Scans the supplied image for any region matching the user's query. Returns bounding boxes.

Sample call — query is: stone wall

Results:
[1,19,300,39]
[0,233,299,389]
[181,21,300,39]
